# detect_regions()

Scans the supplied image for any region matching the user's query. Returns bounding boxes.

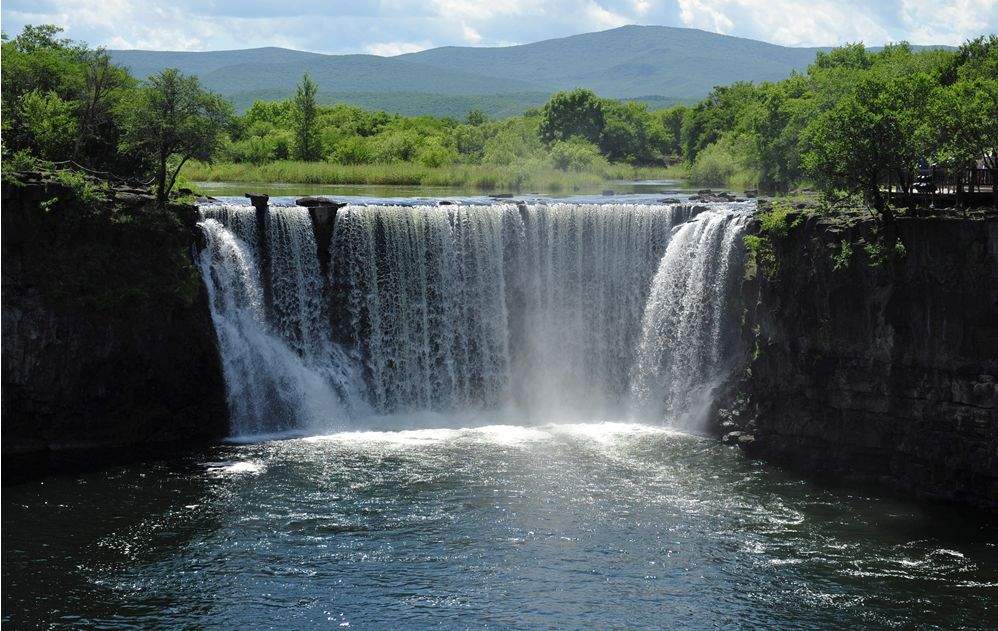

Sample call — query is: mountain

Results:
[398,25,823,100]
[107,25,923,117]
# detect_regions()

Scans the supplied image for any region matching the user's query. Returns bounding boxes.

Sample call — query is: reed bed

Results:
[184,160,687,191]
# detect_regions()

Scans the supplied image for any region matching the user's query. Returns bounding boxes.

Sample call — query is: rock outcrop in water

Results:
[1,174,228,477]
[724,208,998,509]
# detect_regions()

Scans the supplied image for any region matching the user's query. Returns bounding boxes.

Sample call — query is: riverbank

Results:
[183,160,689,192]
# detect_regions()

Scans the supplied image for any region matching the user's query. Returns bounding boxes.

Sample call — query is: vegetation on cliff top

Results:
[2,25,231,204]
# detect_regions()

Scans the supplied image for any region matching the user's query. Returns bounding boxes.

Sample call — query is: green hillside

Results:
[400,25,822,99]
[108,26,951,117]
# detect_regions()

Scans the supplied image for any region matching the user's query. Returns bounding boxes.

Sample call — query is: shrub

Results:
[689,136,759,188]
[548,138,606,172]
[330,135,374,164]
[20,89,77,160]
[415,139,458,167]
[831,239,853,271]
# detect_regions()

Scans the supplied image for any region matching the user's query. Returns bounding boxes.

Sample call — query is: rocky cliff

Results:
[723,207,998,509]
[2,173,228,477]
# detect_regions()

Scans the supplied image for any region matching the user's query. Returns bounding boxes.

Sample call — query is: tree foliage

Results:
[291,73,320,161]
[2,25,230,204]
[118,69,232,203]
[7,23,995,214]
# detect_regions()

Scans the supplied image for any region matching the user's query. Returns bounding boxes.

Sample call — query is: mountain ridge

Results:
[108,25,948,116]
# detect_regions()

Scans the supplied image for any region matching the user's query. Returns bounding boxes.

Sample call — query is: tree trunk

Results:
[165,156,190,199]
[871,181,892,223]
[156,151,167,206]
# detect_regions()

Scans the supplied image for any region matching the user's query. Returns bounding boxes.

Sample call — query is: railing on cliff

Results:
[885,166,995,208]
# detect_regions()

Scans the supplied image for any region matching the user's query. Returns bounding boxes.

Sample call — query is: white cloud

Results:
[899,0,997,44]
[633,0,653,15]
[677,0,734,34]
[584,1,632,28]
[462,23,483,44]
[2,0,993,53]
[364,40,433,56]
[675,0,896,45]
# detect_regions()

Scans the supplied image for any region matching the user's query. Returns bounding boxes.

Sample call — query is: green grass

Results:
[183,160,683,192]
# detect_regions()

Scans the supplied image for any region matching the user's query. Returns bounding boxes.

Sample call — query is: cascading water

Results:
[198,204,363,436]
[631,206,751,428]
[196,199,750,436]
[329,205,513,412]
[505,203,690,416]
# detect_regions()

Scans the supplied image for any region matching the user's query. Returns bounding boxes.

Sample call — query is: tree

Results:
[74,48,134,170]
[538,89,605,145]
[599,101,667,164]
[657,105,688,158]
[680,82,759,163]
[2,25,85,158]
[747,76,814,191]
[802,73,933,220]
[465,108,488,126]
[933,78,998,208]
[2,25,141,176]
[291,73,320,160]
[119,68,232,204]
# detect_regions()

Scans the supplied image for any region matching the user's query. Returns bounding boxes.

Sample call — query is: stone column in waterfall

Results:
[246,193,272,318]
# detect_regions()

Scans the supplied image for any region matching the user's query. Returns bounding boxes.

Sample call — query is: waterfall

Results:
[330,202,690,417]
[196,199,750,436]
[198,204,362,436]
[507,203,689,416]
[329,204,513,412]
[630,206,750,429]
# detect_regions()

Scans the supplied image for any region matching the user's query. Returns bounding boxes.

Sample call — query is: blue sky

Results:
[3,0,994,53]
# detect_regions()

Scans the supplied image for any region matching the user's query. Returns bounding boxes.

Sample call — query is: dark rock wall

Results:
[730,211,998,508]
[2,176,228,476]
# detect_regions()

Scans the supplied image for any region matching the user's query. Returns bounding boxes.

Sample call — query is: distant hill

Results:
[108,26,945,117]
[398,25,823,99]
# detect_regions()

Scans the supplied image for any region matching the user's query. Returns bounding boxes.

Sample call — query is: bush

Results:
[548,138,606,172]
[20,89,77,160]
[689,136,758,188]
[225,135,279,164]
[415,139,458,167]
[372,130,421,163]
[330,135,374,164]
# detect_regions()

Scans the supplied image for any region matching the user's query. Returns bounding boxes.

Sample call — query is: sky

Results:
[3,0,995,53]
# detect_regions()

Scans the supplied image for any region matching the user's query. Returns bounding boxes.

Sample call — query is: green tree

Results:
[19,89,77,160]
[119,68,232,204]
[73,49,134,169]
[465,108,488,126]
[599,101,666,164]
[933,78,998,207]
[748,76,814,191]
[539,89,605,145]
[802,72,933,219]
[2,25,85,159]
[291,73,320,160]
[681,82,759,163]
[657,105,688,158]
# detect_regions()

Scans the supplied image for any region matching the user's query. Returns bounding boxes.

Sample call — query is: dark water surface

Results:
[4,422,996,629]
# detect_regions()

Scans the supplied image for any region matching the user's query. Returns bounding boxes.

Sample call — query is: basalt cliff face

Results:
[724,209,998,509]
[1,175,228,476]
